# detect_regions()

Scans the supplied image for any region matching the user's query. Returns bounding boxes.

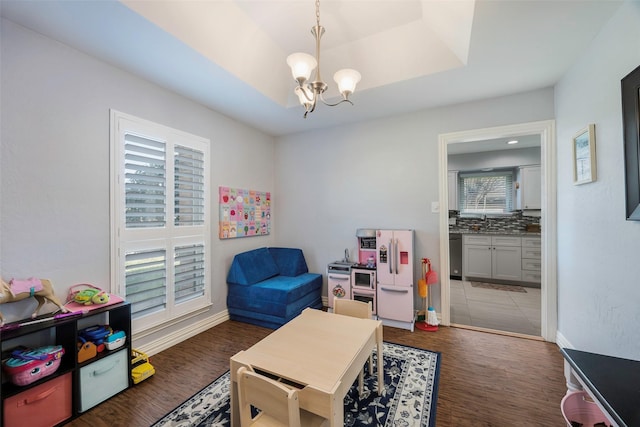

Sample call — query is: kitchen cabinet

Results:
[521,236,541,283]
[463,235,522,281]
[1,302,131,425]
[517,165,541,210]
[448,171,458,210]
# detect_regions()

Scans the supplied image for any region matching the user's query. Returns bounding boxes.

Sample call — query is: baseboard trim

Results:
[450,323,545,341]
[555,331,573,350]
[135,310,230,356]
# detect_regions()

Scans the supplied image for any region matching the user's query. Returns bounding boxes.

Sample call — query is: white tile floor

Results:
[450,279,541,336]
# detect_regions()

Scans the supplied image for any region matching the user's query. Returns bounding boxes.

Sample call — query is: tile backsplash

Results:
[449,210,540,233]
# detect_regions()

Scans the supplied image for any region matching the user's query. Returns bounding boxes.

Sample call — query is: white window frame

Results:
[110,110,211,334]
[458,170,514,214]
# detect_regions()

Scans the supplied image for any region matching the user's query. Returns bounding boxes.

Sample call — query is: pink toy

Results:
[2,345,65,386]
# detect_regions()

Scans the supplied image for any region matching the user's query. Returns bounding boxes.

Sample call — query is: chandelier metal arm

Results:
[319,92,354,108]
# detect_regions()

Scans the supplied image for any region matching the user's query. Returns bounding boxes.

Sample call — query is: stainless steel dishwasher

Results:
[449,233,462,279]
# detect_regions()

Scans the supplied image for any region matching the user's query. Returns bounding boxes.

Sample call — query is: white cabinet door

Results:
[448,171,458,210]
[463,244,492,278]
[521,166,541,210]
[492,246,522,281]
[463,235,522,281]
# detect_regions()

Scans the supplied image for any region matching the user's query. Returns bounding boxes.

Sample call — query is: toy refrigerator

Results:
[376,229,415,331]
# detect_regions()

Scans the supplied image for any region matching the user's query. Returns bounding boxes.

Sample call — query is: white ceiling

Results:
[447,134,541,155]
[0,0,623,137]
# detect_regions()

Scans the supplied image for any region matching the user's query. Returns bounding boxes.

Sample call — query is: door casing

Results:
[437,120,557,342]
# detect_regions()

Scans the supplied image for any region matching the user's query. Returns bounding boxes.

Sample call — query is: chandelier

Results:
[286,0,361,118]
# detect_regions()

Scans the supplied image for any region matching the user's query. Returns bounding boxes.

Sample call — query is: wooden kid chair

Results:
[332,299,375,395]
[237,366,328,427]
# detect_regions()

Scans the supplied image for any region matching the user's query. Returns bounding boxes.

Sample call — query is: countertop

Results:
[448,228,541,236]
[561,348,640,427]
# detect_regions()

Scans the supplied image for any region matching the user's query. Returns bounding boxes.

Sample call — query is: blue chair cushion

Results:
[268,247,309,277]
[226,247,279,285]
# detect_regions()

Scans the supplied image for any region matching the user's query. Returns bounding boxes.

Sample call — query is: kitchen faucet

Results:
[344,248,350,262]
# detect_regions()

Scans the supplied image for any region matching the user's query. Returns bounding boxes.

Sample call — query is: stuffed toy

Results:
[68,284,110,306]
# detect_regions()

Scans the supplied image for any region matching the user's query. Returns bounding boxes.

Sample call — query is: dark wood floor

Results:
[64,319,568,426]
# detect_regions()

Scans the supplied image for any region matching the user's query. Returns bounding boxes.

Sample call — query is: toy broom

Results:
[416,258,439,332]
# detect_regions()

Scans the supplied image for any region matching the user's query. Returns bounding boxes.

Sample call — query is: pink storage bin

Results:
[561,391,611,427]
[3,372,72,427]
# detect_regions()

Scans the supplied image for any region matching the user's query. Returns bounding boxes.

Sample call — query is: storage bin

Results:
[3,372,72,427]
[79,349,128,412]
[561,391,611,427]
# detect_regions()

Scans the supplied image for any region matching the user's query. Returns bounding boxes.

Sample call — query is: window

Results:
[110,111,210,333]
[458,170,514,214]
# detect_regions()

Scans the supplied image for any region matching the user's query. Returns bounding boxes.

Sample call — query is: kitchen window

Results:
[110,110,211,334]
[458,170,514,214]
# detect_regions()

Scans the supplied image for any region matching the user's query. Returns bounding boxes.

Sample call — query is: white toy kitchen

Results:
[327,228,415,331]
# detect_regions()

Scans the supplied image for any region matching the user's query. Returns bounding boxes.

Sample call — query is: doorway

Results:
[437,121,557,342]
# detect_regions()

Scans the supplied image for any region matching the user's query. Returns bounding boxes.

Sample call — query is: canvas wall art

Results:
[218,186,271,239]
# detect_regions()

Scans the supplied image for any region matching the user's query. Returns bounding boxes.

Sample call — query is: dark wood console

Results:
[561,348,640,427]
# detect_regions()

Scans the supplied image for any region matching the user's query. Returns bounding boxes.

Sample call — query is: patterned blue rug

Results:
[152,341,440,427]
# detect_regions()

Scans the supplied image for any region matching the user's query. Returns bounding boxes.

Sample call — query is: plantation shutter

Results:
[174,244,205,304]
[125,249,167,318]
[112,111,211,331]
[458,171,513,213]
[174,145,204,226]
[124,134,166,228]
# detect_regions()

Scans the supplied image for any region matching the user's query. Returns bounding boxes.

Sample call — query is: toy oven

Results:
[352,288,376,315]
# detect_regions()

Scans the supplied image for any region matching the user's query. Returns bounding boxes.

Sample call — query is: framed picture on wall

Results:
[572,124,596,185]
[622,64,640,221]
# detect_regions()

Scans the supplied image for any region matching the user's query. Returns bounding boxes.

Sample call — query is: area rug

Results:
[470,281,527,293]
[152,341,440,427]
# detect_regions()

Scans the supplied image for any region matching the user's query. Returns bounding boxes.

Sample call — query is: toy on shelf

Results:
[77,340,97,363]
[67,283,110,306]
[0,278,69,326]
[77,325,126,362]
[105,330,126,351]
[0,310,87,332]
[2,345,65,386]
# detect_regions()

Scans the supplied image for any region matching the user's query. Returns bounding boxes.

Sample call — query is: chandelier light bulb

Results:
[334,69,361,98]
[286,53,317,84]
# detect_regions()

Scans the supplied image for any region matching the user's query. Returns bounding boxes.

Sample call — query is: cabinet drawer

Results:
[522,237,541,248]
[79,350,128,412]
[4,372,72,427]
[522,247,542,259]
[491,235,521,247]
[463,235,491,246]
[522,271,541,283]
[522,259,542,271]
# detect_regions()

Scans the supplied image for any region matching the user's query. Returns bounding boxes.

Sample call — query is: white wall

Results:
[0,19,276,347]
[554,0,640,359]
[275,89,555,309]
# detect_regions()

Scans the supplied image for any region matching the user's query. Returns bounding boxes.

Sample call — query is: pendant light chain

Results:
[316,0,321,27]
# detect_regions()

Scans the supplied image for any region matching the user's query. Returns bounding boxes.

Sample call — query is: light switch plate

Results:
[431,201,440,213]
